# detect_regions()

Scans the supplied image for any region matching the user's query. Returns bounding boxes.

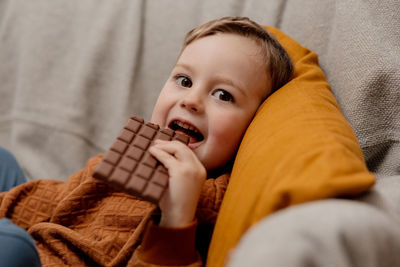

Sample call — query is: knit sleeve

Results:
[0,192,5,207]
[196,173,230,224]
[0,155,103,229]
[0,179,65,229]
[129,219,202,266]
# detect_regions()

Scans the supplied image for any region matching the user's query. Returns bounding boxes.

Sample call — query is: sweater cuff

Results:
[137,218,199,265]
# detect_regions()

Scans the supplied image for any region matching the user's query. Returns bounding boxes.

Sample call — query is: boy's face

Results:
[151,34,270,172]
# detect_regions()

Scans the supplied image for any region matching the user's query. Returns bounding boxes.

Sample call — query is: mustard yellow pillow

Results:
[207,26,375,267]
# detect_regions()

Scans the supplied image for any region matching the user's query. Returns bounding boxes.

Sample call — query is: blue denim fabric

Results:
[0,147,26,192]
[0,148,40,265]
[0,218,41,266]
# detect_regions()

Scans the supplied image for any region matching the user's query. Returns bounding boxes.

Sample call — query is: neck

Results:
[207,160,233,179]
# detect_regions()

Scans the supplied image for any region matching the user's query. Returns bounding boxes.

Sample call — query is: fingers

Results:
[149,139,201,171]
[149,139,206,227]
[148,144,176,170]
[150,139,193,161]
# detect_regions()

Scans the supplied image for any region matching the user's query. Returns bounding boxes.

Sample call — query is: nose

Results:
[180,89,204,113]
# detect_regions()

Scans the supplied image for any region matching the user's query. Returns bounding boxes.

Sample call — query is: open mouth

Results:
[168,120,204,144]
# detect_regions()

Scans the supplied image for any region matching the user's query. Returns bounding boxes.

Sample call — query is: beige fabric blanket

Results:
[0,0,398,180]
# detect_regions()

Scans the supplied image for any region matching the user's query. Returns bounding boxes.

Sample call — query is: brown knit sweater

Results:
[0,154,229,266]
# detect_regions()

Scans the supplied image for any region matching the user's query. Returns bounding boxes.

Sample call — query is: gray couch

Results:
[1,0,399,266]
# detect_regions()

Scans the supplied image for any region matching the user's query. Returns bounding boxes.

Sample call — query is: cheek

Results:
[209,114,250,153]
[202,116,249,170]
[151,89,174,126]
[151,102,165,126]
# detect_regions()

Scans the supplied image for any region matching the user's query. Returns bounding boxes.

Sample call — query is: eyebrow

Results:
[174,63,195,74]
[215,75,246,97]
[174,63,246,97]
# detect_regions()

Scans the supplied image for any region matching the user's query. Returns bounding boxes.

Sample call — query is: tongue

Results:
[175,129,199,144]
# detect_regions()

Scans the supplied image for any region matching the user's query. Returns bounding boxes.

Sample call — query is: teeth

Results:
[175,121,199,133]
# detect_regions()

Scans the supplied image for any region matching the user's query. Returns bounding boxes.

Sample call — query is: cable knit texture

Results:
[0,154,229,266]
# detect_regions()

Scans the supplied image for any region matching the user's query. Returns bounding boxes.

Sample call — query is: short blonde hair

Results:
[182,17,294,96]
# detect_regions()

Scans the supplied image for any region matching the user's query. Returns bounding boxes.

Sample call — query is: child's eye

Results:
[176,75,193,88]
[213,89,234,102]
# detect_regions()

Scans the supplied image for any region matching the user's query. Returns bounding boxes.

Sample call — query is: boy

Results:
[0,17,293,266]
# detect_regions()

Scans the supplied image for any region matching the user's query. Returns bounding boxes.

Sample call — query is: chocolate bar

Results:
[93,116,189,203]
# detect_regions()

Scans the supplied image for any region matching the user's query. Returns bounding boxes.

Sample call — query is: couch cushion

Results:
[228,199,400,267]
[207,26,375,267]
[278,0,400,175]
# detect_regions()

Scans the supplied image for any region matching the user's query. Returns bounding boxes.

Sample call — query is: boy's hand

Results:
[149,139,206,227]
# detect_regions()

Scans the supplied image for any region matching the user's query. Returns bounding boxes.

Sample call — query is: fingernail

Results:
[149,145,158,152]
[154,139,166,144]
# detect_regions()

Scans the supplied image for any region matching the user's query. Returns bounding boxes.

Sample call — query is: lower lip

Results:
[172,128,204,149]
[188,141,202,150]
